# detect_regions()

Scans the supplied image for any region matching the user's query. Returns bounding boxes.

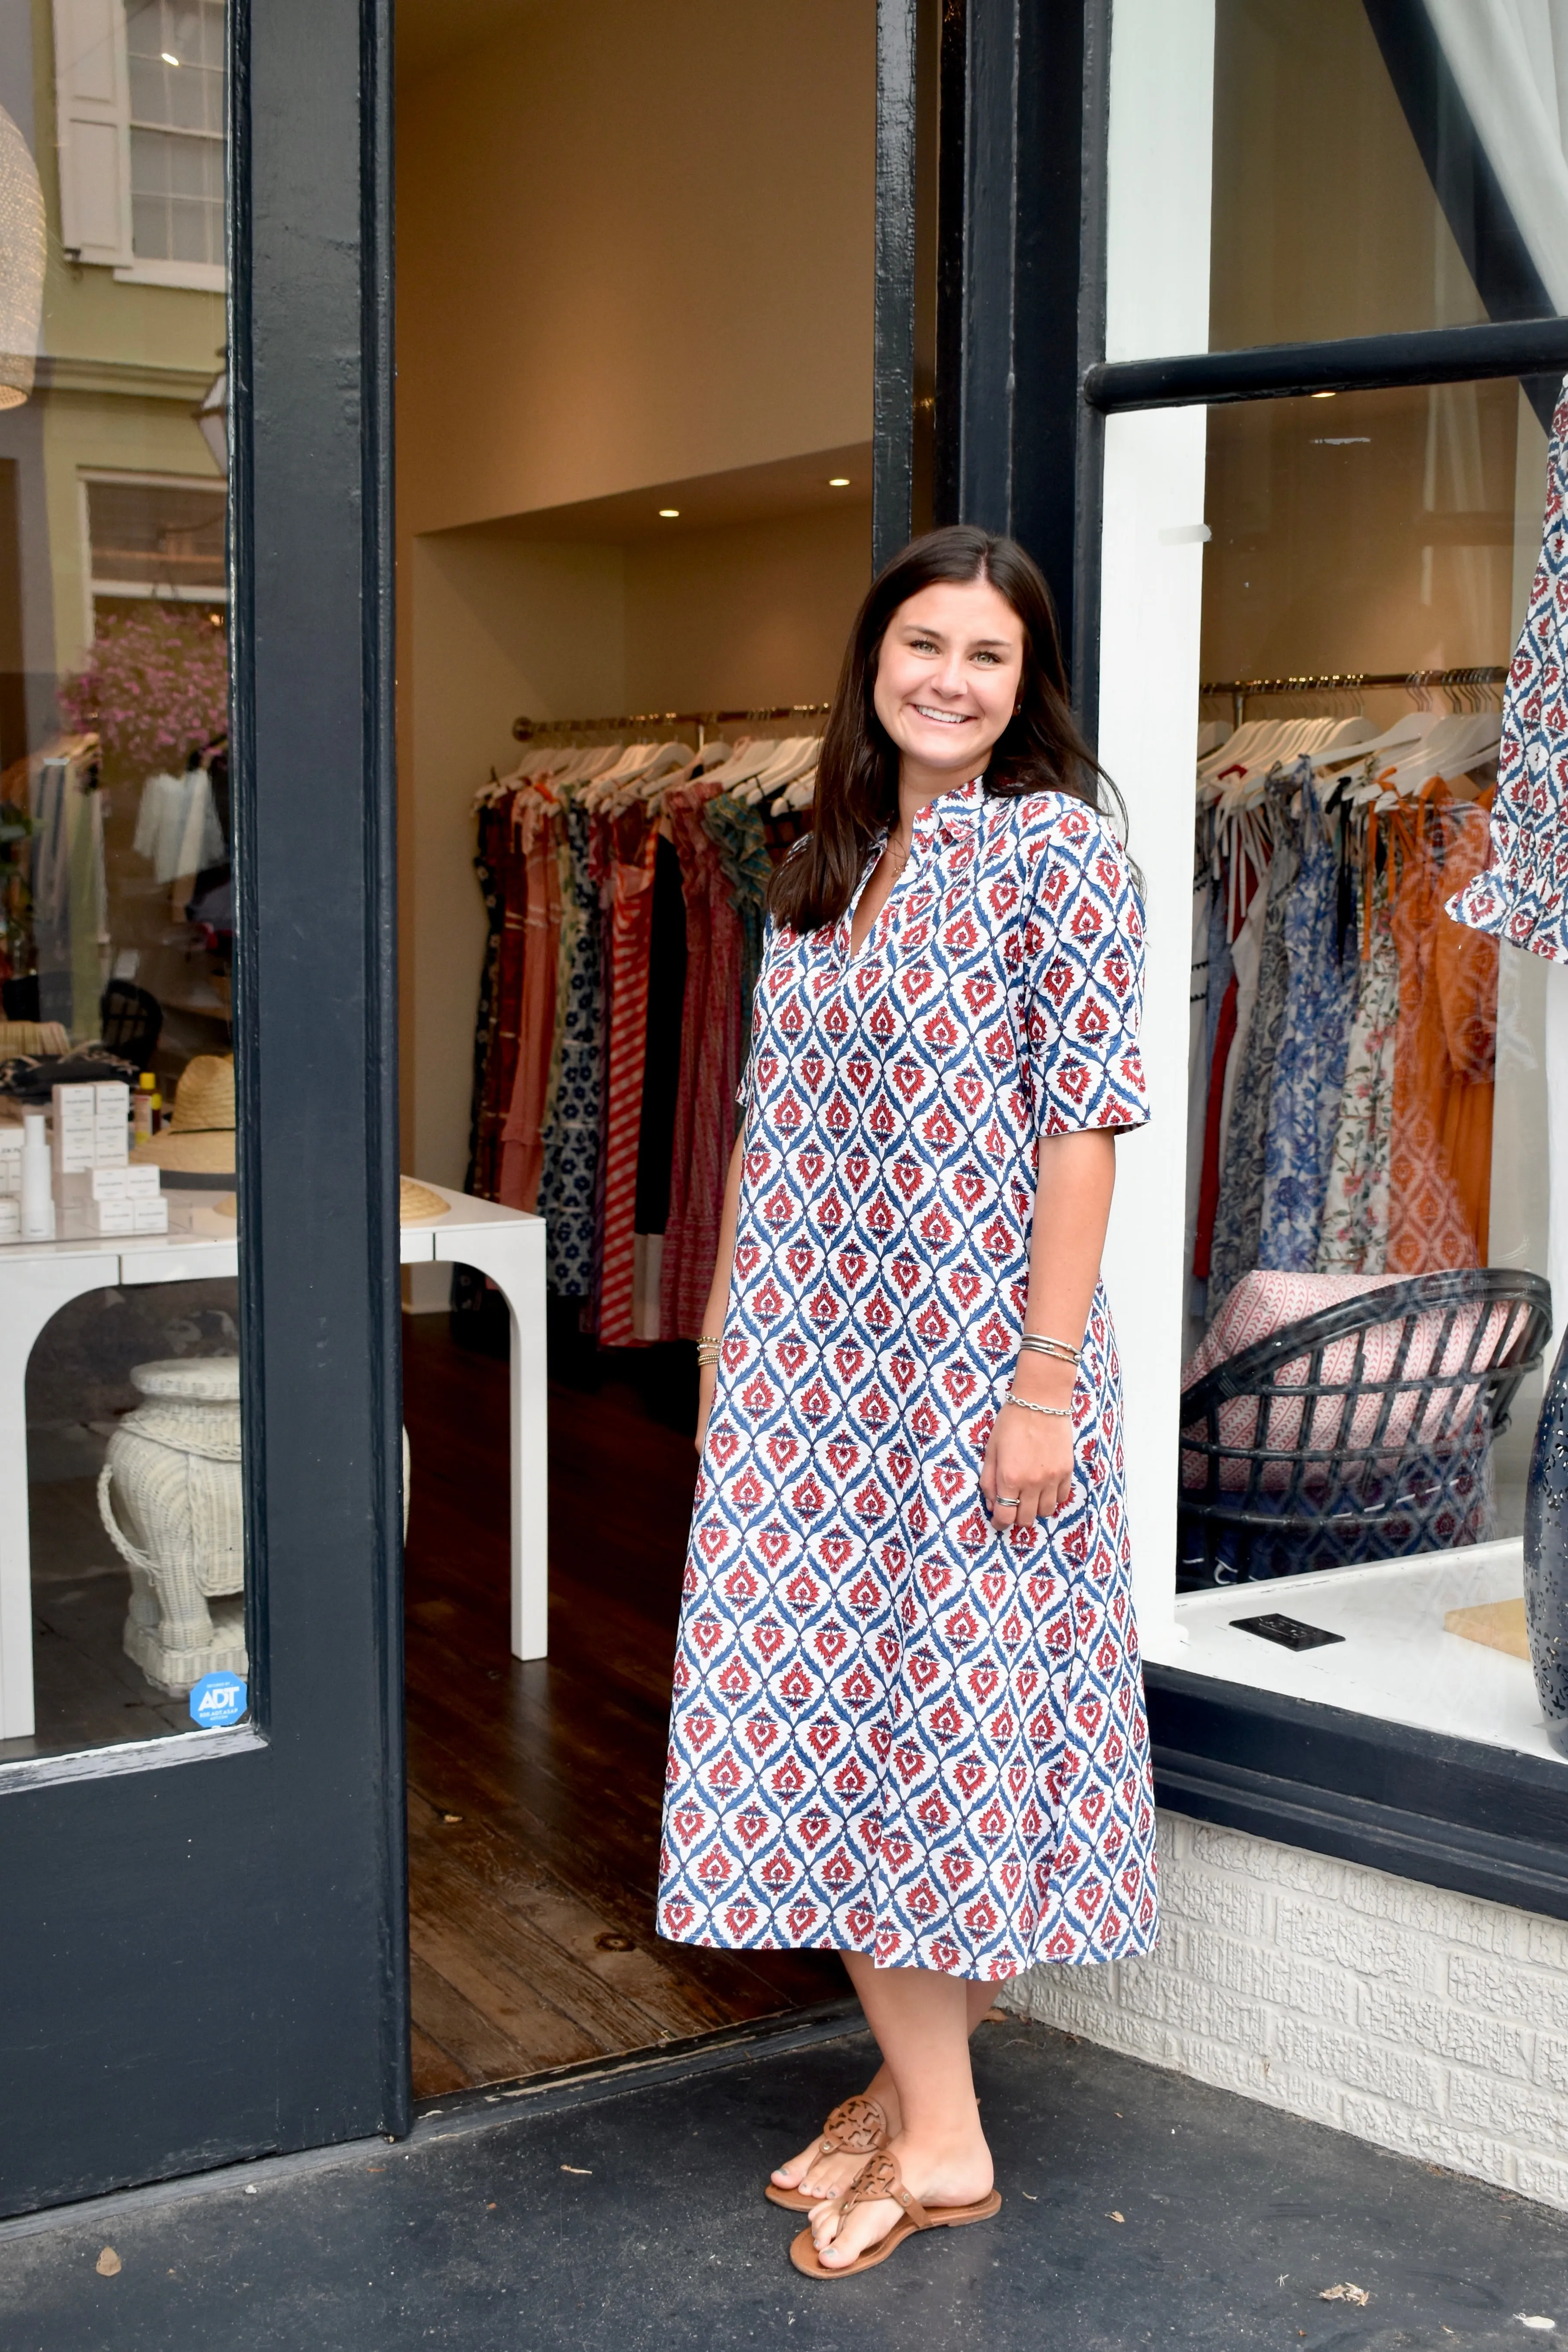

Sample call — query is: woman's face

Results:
[871,575,1027,789]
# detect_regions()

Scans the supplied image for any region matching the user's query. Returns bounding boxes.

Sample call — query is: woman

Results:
[657,525,1159,2278]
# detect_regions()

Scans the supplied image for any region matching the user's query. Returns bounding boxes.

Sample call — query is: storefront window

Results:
[1180,369,1556,1753]
[1,0,241,1764]
[1100,0,1568,1770]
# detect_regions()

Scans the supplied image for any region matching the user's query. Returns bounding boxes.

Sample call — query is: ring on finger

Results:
[996,1494,1022,1508]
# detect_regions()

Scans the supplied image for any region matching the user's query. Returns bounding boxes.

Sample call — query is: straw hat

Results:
[131,1053,235,1173]
[214,1176,450,1223]
[398,1176,449,1224]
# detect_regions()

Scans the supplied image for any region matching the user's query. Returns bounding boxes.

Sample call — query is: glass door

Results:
[0,0,403,2214]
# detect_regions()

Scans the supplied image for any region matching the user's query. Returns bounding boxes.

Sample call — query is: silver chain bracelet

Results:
[1002,1387,1071,1420]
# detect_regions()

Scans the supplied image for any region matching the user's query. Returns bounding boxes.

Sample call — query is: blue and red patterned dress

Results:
[657,777,1159,1980]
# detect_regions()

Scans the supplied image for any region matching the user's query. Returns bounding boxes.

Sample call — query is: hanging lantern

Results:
[0,104,44,411]
[194,365,228,473]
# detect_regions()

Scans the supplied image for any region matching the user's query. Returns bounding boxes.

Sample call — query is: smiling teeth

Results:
[914,706,968,724]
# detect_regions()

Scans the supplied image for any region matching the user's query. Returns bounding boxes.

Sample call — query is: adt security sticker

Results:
[189,1671,247,1729]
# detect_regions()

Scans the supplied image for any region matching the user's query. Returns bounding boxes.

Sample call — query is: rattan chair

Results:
[1178,1268,1551,1587]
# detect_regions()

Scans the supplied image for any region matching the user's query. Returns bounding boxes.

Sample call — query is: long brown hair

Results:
[767,525,1119,935]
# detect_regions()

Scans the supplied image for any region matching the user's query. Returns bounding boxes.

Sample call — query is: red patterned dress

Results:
[657,779,1159,1980]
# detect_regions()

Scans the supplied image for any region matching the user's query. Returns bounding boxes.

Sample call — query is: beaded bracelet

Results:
[1002,1388,1071,1420]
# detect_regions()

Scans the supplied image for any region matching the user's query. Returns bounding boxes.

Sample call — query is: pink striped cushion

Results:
[1180,1269,1514,1493]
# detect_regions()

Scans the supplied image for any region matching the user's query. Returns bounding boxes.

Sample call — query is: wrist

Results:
[1010,1352,1075,1401]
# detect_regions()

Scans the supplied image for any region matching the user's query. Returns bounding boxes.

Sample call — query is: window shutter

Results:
[51,0,131,267]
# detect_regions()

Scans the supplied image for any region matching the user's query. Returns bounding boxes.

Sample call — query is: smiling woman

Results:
[767,526,1116,940]
[659,523,1157,2275]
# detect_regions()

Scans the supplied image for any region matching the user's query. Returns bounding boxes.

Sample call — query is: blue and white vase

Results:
[1523,1327,1568,1759]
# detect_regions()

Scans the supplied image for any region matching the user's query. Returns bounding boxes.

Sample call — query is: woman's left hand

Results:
[978,1363,1077,1532]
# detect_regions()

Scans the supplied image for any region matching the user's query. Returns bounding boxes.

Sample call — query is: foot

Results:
[807,2127,994,2272]
[770,2085,903,2205]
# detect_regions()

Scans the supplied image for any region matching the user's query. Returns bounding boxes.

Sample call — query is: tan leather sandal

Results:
[789,2147,1002,2278]
[764,2094,889,2211]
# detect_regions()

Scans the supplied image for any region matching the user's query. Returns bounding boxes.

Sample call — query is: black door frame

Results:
[0,0,406,2216]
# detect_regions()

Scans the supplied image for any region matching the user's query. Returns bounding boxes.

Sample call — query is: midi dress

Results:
[657,777,1160,1980]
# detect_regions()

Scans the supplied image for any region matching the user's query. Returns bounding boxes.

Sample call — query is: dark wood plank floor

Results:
[402,1315,846,2098]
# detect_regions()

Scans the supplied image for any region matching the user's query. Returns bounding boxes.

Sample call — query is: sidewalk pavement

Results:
[0,2009,1563,2351]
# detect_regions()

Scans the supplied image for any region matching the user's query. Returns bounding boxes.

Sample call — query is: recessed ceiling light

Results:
[161,49,180,64]
[1311,389,1336,399]
[658,507,680,518]
[827,476,850,487]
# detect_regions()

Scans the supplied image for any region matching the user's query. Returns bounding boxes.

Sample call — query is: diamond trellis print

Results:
[657,779,1161,1981]
[1448,375,1568,963]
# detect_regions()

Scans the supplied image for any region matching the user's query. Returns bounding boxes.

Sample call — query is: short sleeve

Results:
[1022,806,1150,1137]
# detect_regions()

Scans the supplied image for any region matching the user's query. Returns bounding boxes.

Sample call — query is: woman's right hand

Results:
[695,1362,718,1455]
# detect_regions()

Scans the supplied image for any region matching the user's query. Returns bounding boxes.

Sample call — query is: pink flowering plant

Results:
[58,604,228,776]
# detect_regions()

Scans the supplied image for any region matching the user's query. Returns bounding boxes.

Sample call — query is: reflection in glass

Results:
[0,3,240,1763]
[1178,375,1561,1761]
[1209,0,1568,351]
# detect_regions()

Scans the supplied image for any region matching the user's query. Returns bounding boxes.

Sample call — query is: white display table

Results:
[0,1180,547,1742]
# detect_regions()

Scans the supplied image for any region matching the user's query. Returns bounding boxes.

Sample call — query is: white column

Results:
[1096,0,1216,1657]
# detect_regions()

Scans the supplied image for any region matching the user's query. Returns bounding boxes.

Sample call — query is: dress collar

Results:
[911,772,986,843]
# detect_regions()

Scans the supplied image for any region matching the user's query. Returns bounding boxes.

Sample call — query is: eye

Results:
[972,650,1002,665]
[909,635,939,653]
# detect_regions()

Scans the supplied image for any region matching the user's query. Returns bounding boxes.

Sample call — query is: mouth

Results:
[911,704,973,727]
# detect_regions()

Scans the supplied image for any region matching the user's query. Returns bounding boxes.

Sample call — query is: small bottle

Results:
[133,1071,157,1142]
[19,1113,54,1241]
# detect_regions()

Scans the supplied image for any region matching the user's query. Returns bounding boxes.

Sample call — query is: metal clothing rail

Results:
[1199,667,1508,731]
[513,702,832,744]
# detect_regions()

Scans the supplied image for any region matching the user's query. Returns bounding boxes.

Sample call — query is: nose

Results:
[930,650,968,701]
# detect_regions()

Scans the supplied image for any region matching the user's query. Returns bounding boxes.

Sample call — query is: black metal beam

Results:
[1086,315,1568,414]
[905,0,1106,695]
[872,0,919,576]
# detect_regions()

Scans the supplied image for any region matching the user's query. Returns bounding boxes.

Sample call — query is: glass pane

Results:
[1209,0,1562,350]
[0,7,241,1761]
[1180,376,1558,1763]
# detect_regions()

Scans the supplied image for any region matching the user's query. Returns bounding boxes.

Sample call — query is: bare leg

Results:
[771,1973,996,2203]
[806,1953,994,2269]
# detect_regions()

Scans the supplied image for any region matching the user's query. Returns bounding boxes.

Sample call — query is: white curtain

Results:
[1422,0,1568,309]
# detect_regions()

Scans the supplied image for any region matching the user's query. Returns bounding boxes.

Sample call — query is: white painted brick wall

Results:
[1000,1812,1568,2211]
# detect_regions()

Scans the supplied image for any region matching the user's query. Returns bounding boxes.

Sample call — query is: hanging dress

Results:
[657,780,1159,1981]
[1316,847,1400,1275]
[1257,775,1359,1271]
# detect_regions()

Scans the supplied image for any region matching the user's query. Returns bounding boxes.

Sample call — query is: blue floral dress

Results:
[657,779,1159,1981]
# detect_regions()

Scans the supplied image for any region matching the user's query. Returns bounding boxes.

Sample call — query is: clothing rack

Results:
[1199,667,1508,730]
[513,702,831,746]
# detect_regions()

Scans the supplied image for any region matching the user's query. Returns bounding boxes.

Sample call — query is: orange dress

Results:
[1386,791,1497,1273]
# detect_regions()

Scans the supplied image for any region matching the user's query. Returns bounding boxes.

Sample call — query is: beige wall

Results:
[403,534,624,1194]
[397,0,875,537]
[624,502,870,712]
[396,0,876,1191]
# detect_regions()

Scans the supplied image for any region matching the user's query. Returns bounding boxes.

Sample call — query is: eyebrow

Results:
[900,625,1015,648]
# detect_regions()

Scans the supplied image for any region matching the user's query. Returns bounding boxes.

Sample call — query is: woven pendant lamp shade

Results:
[0,105,43,411]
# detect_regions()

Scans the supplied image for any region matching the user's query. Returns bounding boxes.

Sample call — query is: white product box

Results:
[0,1198,19,1241]
[59,1198,134,1238]
[56,1164,160,1205]
[0,1131,20,1197]
[131,1198,169,1234]
[54,1080,132,1170]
